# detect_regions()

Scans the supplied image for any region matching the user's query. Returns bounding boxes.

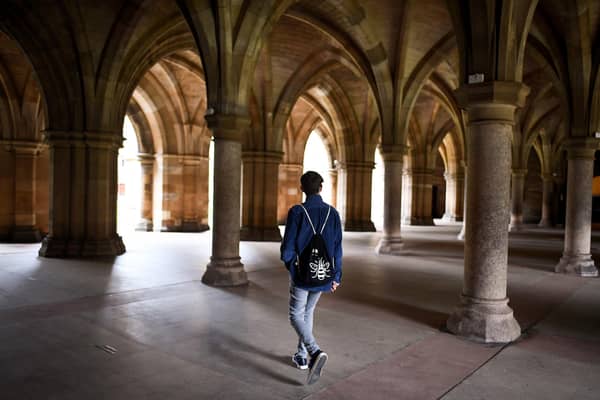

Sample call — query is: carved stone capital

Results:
[564,137,599,160]
[455,81,530,125]
[205,114,250,142]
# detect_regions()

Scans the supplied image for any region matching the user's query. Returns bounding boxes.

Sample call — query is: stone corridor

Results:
[1,225,598,399]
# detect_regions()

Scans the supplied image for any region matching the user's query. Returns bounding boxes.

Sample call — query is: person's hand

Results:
[331,281,339,293]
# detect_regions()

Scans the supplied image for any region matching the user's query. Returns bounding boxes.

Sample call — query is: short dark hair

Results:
[300,171,324,196]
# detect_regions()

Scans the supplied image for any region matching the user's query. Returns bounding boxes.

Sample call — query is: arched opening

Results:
[524,148,543,223]
[117,116,143,234]
[0,30,48,243]
[122,50,211,234]
[432,152,446,221]
[592,150,600,228]
[303,130,333,203]
[371,147,384,231]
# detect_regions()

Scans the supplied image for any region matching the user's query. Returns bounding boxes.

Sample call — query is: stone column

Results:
[342,161,376,231]
[4,141,43,242]
[446,82,529,343]
[538,173,554,228]
[457,170,468,240]
[240,150,283,241]
[336,164,348,224]
[157,154,183,231]
[277,163,303,224]
[402,168,435,225]
[329,167,338,208]
[182,155,209,232]
[135,153,154,232]
[443,172,465,222]
[39,131,125,257]
[509,169,527,231]
[555,140,598,276]
[202,115,248,286]
[376,145,405,254]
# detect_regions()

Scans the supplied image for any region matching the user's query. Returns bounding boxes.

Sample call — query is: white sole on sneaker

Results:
[292,356,308,370]
[307,352,328,385]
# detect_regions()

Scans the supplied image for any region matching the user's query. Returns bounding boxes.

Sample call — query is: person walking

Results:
[280,171,343,385]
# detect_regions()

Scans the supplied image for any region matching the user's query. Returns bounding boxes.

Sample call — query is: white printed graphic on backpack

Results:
[310,257,331,281]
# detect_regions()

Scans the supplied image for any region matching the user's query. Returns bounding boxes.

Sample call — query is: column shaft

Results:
[277,163,303,224]
[458,170,468,240]
[240,151,283,241]
[158,155,183,231]
[402,168,434,225]
[11,142,42,242]
[447,82,528,343]
[136,154,154,232]
[202,115,248,286]
[509,169,527,231]
[182,155,209,232]
[342,161,376,231]
[556,143,598,276]
[329,168,338,208]
[443,171,465,222]
[376,146,405,254]
[538,175,554,228]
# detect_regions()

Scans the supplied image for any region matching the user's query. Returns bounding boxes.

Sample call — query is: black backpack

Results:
[296,205,335,287]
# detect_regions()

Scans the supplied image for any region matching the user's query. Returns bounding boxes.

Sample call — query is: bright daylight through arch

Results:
[303,130,333,203]
[117,116,142,234]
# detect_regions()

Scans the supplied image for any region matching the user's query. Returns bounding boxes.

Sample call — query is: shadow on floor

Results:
[204,329,304,386]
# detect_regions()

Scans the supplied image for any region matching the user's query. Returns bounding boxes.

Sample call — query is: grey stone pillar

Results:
[202,115,248,286]
[376,145,405,254]
[447,82,529,343]
[457,169,467,240]
[443,172,464,222]
[555,140,598,276]
[329,168,338,208]
[538,173,554,228]
[509,169,527,231]
[136,153,154,232]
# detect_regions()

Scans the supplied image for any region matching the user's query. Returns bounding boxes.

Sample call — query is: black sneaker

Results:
[292,354,308,370]
[307,350,328,385]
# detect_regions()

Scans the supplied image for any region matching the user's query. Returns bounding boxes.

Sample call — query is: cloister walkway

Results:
[0,225,599,399]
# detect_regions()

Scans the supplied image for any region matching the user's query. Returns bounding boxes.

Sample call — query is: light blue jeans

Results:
[289,283,322,358]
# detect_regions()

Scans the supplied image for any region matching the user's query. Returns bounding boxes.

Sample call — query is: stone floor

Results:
[0,223,599,399]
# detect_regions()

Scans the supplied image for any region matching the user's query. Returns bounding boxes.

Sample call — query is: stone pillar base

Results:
[446,295,521,343]
[457,226,465,240]
[135,220,154,232]
[160,224,209,233]
[182,221,210,232]
[240,226,282,242]
[555,254,598,277]
[537,219,552,228]
[442,214,463,222]
[81,236,126,256]
[202,257,248,286]
[10,226,42,243]
[39,235,126,257]
[375,236,404,254]
[402,217,434,226]
[344,220,376,232]
[509,223,524,232]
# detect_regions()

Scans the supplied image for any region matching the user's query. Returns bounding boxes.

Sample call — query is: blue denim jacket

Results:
[280,194,343,291]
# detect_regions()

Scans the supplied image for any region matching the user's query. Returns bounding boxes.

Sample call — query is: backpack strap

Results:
[320,206,331,234]
[299,204,331,235]
[299,204,316,234]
